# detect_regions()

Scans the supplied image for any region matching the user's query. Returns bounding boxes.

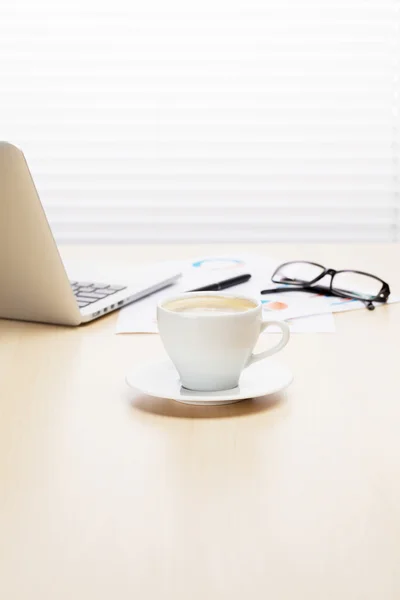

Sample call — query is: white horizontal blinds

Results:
[0,0,399,242]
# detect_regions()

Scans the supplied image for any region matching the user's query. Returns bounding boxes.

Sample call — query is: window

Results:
[1,0,399,242]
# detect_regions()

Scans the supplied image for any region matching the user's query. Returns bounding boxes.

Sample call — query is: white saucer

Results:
[126,358,293,405]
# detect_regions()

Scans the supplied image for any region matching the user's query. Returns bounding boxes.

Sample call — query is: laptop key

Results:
[108,285,126,291]
[77,286,97,293]
[92,288,113,295]
[76,295,99,302]
[85,291,110,299]
[76,291,110,300]
[78,288,113,297]
[77,301,89,308]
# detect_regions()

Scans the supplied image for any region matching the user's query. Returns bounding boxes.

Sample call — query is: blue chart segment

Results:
[192,258,245,271]
[330,298,358,306]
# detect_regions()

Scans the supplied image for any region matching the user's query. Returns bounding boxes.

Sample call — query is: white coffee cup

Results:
[157,292,290,392]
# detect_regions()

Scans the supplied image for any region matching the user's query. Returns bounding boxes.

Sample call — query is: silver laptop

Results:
[0,141,181,326]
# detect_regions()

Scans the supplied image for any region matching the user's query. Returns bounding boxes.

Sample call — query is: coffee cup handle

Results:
[246,320,290,367]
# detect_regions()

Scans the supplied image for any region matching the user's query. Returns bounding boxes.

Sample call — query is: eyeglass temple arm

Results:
[261,284,336,296]
[261,285,377,310]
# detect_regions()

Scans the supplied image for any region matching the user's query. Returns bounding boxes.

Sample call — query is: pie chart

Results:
[192,258,245,271]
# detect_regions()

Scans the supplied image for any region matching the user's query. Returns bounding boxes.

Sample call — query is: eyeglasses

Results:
[261,261,391,311]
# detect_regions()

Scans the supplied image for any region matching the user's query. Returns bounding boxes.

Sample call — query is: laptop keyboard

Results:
[70,281,127,309]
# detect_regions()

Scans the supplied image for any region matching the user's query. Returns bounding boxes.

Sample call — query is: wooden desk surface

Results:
[1,244,400,600]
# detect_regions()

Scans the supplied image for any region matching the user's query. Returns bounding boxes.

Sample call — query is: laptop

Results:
[0,141,181,326]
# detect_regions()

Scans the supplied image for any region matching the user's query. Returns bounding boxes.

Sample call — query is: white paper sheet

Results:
[116,293,336,334]
[327,295,400,313]
[116,253,336,334]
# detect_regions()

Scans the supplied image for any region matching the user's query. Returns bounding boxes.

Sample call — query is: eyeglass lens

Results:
[331,271,382,300]
[274,262,324,284]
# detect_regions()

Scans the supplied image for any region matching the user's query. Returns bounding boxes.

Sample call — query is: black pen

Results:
[187,273,252,292]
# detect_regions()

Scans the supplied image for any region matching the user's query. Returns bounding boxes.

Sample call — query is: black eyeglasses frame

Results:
[261,261,391,311]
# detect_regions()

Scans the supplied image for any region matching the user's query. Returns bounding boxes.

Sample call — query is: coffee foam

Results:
[163,295,256,315]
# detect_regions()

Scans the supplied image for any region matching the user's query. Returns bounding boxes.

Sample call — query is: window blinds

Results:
[0,0,399,243]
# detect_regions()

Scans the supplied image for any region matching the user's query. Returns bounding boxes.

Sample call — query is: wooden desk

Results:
[1,244,400,600]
